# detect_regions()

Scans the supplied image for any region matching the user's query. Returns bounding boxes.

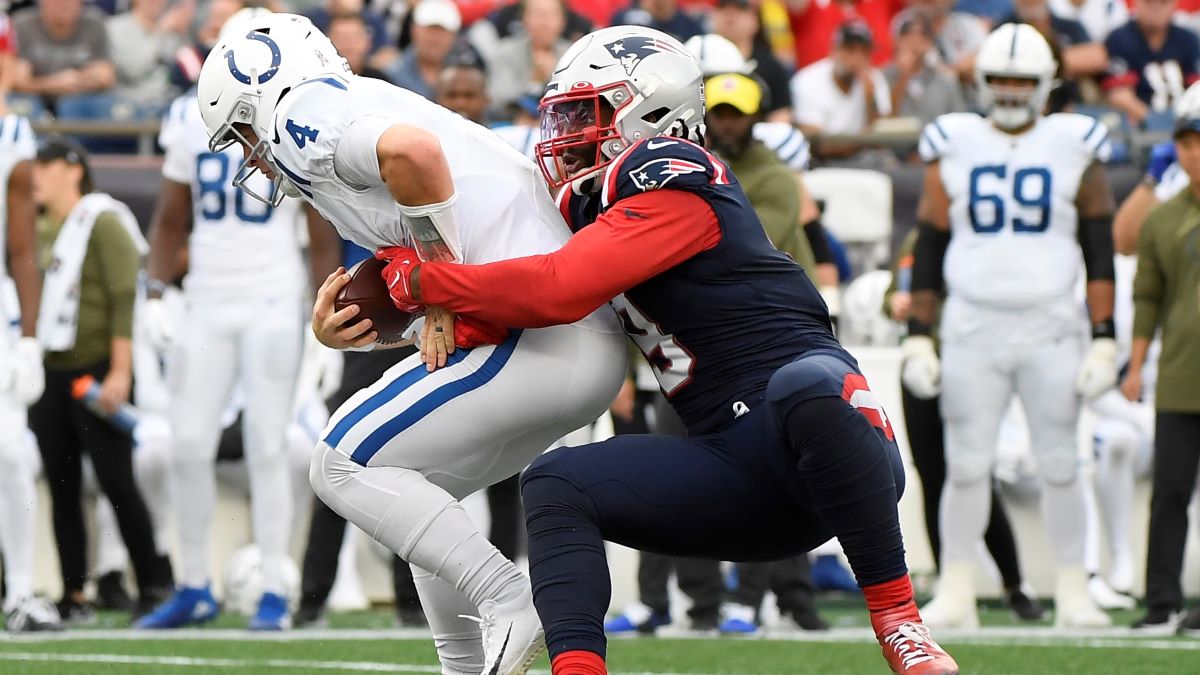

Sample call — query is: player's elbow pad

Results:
[910,222,949,293]
[802,219,834,264]
[1078,216,1116,282]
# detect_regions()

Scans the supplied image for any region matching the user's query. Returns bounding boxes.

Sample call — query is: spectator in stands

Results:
[1123,113,1200,634]
[388,0,461,99]
[1104,0,1200,127]
[329,13,393,81]
[612,0,705,41]
[883,13,966,127]
[488,0,595,41]
[106,0,191,114]
[953,0,1015,24]
[168,0,244,91]
[437,59,492,124]
[1002,0,1108,79]
[898,0,988,83]
[786,0,900,70]
[489,0,569,114]
[710,0,794,122]
[29,136,173,624]
[790,22,892,160]
[11,0,116,113]
[1049,0,1128,41]
[305,0,395,65]
[0,14,18,111]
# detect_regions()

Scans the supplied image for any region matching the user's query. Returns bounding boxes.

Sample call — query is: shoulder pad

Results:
[1048,112,1112,164]
[917,112,980,163]
[600,137,729,208]
[269,78,353,189]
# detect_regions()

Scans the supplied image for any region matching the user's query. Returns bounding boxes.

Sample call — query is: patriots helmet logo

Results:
[605,36,687,76]
[628,157,707,191]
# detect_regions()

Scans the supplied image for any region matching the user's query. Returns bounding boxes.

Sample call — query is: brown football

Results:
[334,257,417,345]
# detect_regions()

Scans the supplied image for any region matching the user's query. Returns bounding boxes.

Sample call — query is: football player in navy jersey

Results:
[1104,0,1200,126]
[375,26,959,675]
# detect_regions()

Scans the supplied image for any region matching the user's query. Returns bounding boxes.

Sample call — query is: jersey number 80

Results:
[196,152,274,224]
[968,165,1052,234]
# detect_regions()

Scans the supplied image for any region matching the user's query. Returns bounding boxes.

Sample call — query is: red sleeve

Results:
[417,190,722,327]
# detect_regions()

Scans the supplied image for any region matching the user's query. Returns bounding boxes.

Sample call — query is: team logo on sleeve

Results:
[628,157,707,191]
[605,36,688,76]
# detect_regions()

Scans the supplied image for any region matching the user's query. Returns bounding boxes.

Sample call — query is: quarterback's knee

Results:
[309,442,354,505]
[1036,448,1079,485]
[945,449,993,486]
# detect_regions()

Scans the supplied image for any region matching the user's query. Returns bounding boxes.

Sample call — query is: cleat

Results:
[293,604,327,629]
[784,605,830,632]
[248,592,291,631]
[919,564,978,629]
[6,597,64,633]
[1132,609,1183,635]
[718,603,759,634]
[1054,567,1110,628]
[604,602,669,634]
[95,571,133,612]
[134,585,219,629]
[55,597,96,627]
[811,554,860,593]
[878,622,959,674]
[1005,585,1047,621]
[1177,605,1200,637]
[474,586,545,675]
[1087,574,1135,611]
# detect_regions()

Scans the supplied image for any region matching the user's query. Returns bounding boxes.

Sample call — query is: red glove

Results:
[455,314,509,348]
[375,246,422,313]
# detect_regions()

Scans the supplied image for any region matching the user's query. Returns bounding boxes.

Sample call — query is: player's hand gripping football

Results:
[312,267,379,350]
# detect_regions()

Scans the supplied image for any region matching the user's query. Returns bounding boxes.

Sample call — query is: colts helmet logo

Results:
[628,157,707,191]
[604,36,687,76]
[226,31,282,85]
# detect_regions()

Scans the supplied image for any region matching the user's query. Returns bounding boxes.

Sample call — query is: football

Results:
[334,256,417,345]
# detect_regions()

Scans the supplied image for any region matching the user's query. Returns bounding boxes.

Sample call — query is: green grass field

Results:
[0,607,1195,674]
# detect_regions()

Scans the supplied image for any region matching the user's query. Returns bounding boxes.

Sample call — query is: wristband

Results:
[145,278,168,299]
[1092,318,1116,340]
[908,319,933,337]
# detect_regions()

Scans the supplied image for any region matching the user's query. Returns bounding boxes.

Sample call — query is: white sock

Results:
[412,564,485,675]
[311,443,527,609]
[1094,431,1137,590]
[0,439,37,608]
[245,440,292,597]
[939,478,992,566]
[1041,477,1088,566]
[174,453,217,589]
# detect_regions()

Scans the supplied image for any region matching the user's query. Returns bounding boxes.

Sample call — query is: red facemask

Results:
[535,82,631,190]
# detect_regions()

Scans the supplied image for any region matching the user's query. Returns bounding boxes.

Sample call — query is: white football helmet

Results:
[684,33,754,77]
[537,25,705,190]
[974,23,1057,130]
[196,13,348,205]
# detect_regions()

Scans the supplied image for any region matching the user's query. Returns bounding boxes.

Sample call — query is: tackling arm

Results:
[412,190,723,327]
[6,160,39,336]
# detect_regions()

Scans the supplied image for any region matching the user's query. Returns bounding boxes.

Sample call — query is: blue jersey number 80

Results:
[195,152,273,224]
[968,165,1052,234]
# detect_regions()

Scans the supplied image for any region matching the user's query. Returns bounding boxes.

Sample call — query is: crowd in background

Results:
[3,0,1200,162]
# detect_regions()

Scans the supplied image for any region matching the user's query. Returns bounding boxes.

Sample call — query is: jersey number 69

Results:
[968,165,1052,234]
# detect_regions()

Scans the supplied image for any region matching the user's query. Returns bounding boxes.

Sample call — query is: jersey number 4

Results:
[968,165,1052,234]
[286,119,319,148]
[615,296,695,396]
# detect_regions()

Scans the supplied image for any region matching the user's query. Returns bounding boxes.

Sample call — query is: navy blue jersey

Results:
[1104,21,1200,110]
[561,138,838,434]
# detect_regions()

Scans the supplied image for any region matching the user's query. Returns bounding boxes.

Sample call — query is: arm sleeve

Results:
[1131,211,1163,340]
[91,212,141,340]
[332,115,392,187]
[803,219,834,264]
[418,190,723,327]
[911,221,949,294]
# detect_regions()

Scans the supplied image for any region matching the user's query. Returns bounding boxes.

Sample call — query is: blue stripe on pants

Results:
[325,330,523,467]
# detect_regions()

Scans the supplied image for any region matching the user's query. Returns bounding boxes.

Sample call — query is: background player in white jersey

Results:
[903,23,1118,629]
[0,112,60,632]
[135,9,318,631]
[196,14,625,674]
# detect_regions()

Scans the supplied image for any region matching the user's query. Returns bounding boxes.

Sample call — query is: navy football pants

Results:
[521,351,908,659]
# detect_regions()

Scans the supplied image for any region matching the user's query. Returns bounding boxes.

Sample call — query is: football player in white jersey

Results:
[134,9,315,631]
[903,23,1118,628]
[195,14,625,674]
[0,113,61,632]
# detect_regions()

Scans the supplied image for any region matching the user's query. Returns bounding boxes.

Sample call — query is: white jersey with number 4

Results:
[919,112,1111,310]
[267,74,573,267]
[160,94,306,300]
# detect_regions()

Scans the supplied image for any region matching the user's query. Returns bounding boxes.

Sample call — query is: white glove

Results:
[901,335,941,399]
[1077,337,1118,400]
[142,297,176,351]
[11,337,44,405]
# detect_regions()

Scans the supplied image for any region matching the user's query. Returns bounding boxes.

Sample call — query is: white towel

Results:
[37,193,148,352]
